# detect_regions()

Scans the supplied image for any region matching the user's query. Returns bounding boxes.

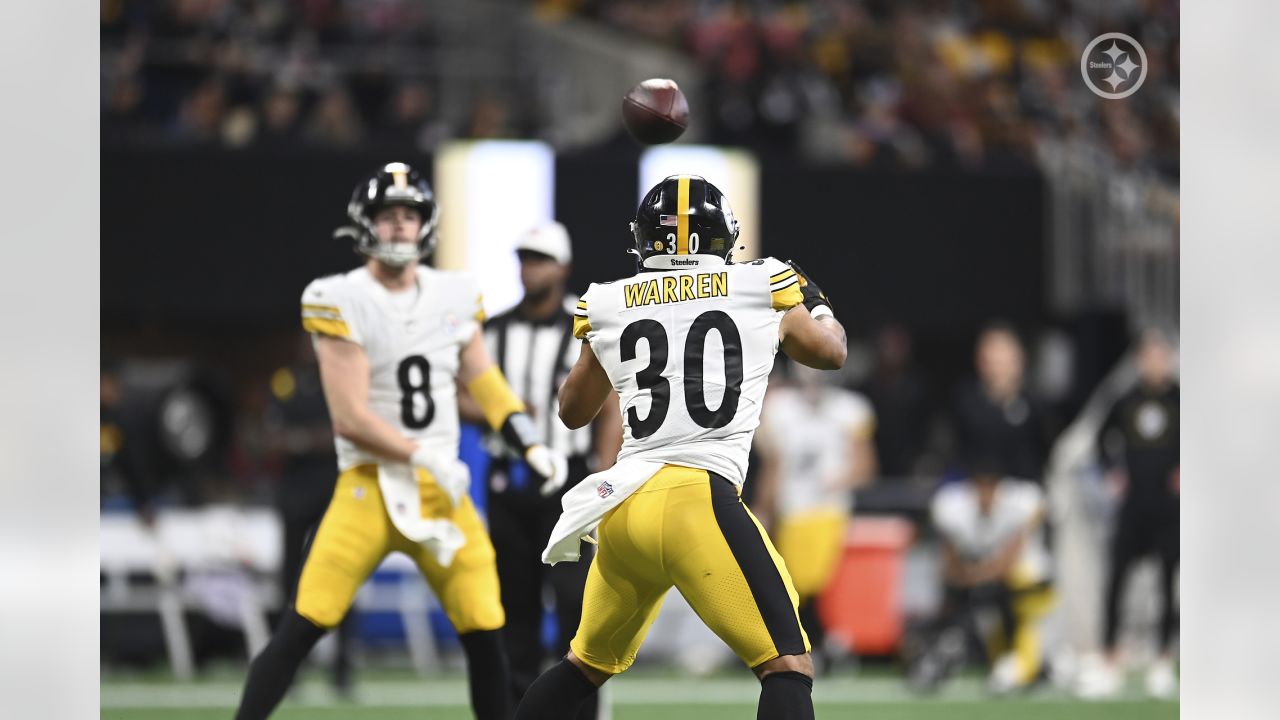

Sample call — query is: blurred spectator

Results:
[464,96,513,139]
[950,322,1056,483]
[173,77,228,143]
[910,459,1054,694]
[101,361,167,517]
[257,86,304,147]
[304,85,366,147]
[102,362,159,524]
[1078,328,1179,699]
[859,324,931,478]
[382,81,452,150]
[753,366,877,671]
[263,334,353,695]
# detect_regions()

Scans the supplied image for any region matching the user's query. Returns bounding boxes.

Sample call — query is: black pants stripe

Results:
[708,473,808,658]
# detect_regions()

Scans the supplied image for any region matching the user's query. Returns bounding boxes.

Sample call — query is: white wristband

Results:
[810,304,834,320]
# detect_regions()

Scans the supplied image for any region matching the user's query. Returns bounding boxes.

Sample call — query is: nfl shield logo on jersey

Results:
[596,481,614,499]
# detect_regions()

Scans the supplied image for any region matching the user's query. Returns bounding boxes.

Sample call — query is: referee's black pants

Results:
[488,456,596,719]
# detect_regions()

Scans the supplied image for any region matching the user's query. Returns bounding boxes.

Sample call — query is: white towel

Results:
[378,463,466,567]
[542,458,665,565]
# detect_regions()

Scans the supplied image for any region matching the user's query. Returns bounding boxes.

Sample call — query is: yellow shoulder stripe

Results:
[302,315,351,338]
[770,283,804,311]
[303,303,342,314]
[573,315,592,339]
[769,268,795,282]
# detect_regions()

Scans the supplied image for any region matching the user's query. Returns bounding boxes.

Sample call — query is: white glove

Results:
[526,444,569,497]
[411,446,471,506]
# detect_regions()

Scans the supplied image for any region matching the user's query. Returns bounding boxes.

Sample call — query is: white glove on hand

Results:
[526,444,569,497]
[411,447,471,507]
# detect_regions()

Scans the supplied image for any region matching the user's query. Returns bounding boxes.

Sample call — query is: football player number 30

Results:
[620,310,743,439]
[664,232,700,254]
[396,355,435,429]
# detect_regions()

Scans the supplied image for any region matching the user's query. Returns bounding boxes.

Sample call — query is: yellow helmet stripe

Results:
[676,175,690,255]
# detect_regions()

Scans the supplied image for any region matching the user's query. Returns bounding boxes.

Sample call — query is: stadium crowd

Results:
[102,0,1178,177]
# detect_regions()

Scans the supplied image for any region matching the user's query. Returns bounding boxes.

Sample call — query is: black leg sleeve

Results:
[513,658,599,720]
[548,553,595,720]
[459,629,512,720]
[235,609,327,720]
[757,671,814,720]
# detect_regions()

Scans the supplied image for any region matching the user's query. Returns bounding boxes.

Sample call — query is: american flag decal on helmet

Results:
[659,215,678,226]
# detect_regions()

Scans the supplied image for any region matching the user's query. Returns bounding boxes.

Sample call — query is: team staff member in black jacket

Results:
[951,322,1057,484]
[465,222,621,720]
[1080,329,1179,699]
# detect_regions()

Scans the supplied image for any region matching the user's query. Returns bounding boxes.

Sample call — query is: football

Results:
[621,78,689,145]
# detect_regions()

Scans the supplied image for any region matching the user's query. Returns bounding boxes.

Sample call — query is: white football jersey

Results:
[931,478,1051,584]
[573,257,804,486]
[300,265,485,471]
[759,386,875,515]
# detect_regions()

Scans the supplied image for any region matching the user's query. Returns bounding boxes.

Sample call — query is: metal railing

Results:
[1038,137,1180,332]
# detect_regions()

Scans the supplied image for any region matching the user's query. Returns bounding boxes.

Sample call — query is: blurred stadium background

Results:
[100,0,1178,717]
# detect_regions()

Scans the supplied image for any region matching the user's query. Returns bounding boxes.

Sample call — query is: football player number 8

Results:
[620,311,743,439]
[397,355,435,429]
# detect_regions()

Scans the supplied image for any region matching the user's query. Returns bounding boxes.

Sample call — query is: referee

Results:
[474,222,620,720]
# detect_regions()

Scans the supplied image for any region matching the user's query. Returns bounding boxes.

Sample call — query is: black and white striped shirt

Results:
[483,297,593,459]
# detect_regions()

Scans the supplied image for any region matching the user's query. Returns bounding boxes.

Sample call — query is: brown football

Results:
[621,78,689,145]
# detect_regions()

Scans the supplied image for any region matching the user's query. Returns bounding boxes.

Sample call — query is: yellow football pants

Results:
[1001,582,1057,684]
[774,509,847,600]
[571,465,810,674]
[293,464,504,634]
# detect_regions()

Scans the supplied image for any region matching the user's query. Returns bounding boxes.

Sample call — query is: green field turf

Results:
[102,704,1176,720]
[101,669,1177,720]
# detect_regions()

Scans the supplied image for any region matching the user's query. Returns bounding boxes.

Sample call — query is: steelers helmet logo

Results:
[1135,401,1168,439]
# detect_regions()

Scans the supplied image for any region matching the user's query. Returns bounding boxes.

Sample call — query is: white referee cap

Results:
[515,221,572,265]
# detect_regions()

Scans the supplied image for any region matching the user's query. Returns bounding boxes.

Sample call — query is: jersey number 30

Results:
[620,310,743,439]
[397,355,435,429]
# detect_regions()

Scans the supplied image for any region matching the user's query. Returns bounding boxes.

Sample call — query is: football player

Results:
[513,175,847,720]
[235,162,567,720]
[752,365,877,670]
[924,458,1054,694]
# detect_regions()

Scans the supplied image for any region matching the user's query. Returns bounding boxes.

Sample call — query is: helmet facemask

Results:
[336,162,440,267]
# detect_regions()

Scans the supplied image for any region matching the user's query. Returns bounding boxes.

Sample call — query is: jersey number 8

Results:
[396,355,435,430]
[620,310,742,439]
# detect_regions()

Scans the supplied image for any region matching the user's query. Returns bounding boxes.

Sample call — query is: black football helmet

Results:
[630,174,740,270]
[335,162,440,266]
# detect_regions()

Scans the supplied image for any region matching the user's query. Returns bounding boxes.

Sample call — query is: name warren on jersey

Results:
[572,256,804,485]
[301,265,485,469]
